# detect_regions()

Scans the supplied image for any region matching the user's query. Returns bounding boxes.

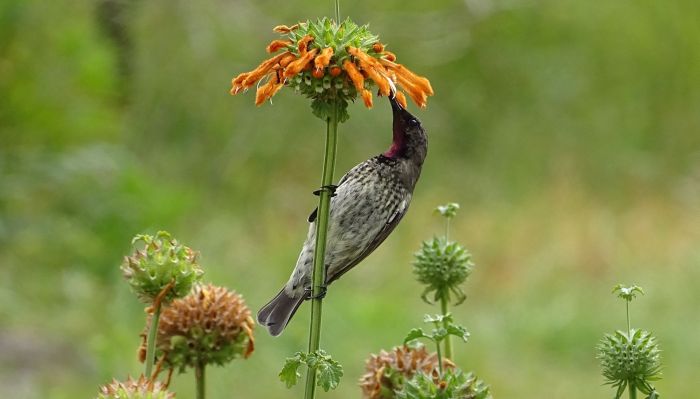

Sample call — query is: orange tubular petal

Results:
[383,51,397,62]
[357,59,391,97]
[381,60,434,96]
[342,59,365,92]
[395,91,408,108]
[279,53,297,68]
[361,89,373,108]
[283,48,318,78]
[239,52,291,88]
[255,75,283,106]
[329,66,342,77]
[230,72,250,94]
[273,24,299,34]
[314,47,334,70]
[397,76,428,108]
[297,35,314,55]
[266,39,292,53]
[372,42,385,53]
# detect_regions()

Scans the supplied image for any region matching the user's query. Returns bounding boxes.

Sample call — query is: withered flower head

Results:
[121,231,204,304]
[230,17,433,122]
[97,375,175,399]
[359,344,454,399]
[142,283,255,372]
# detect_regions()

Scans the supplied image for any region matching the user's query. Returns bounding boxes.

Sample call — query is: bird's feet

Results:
[304,285,328,300]
[313,184,338,197]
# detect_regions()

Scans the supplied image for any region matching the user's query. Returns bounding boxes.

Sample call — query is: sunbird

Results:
[258,96,428,336]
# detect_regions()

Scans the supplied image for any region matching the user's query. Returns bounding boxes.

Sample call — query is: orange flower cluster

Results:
[229,24,433,109]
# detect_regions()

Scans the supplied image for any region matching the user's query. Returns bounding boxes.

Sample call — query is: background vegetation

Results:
[1,0,698,397]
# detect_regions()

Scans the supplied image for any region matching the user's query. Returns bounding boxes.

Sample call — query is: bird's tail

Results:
[257,288,305,336]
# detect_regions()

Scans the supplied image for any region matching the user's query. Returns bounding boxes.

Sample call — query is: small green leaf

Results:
[314,351,343,392]
[404,328,430,344]
[435,203,460,219]
[279,353,304,388]
[612,284,645,302]
[446,324,470,342]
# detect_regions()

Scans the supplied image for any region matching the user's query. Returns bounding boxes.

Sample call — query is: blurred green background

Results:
[1,0,699,397]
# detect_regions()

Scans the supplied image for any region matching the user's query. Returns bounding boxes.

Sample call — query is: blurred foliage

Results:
[0,0,699,398]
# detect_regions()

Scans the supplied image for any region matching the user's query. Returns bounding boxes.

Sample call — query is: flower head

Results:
[230,18,433,122]
[121,231,204,304]
[413,237,473,305]
[141,283,255,372]
[598,329,661,398]
[359,344,453,399]
[97,375,175,399]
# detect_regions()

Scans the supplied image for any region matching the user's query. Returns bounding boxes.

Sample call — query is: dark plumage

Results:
[258,96,428,336]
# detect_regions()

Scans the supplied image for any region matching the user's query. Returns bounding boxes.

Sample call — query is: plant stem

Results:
[304,100,339,399]
[435,338,444,376]
[626,301,631,334]
[334,0,340,21]
[195,361,206,399]
[445,218,450,242]
[440,296,453,360]
[628,382,636,399]
[144,303,162,379]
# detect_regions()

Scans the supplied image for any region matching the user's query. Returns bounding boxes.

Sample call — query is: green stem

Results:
[440,297,453,360]
[144,303,162,379]
[304,100,339,399]
[334,0,340,21]
[195,361,206,399]
[628,381,637,399]
[435,338,444,376]
[626,301,631,335]
[445,218,450,242]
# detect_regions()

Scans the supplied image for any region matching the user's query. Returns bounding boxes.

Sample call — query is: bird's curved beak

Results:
[389,94,404,114]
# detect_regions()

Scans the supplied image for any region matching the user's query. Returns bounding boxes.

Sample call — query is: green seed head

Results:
[598,329,662,392]
[121,231,203,304]
[413,237,473,305]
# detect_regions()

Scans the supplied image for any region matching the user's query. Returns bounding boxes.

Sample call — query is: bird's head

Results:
[384,95,428,165]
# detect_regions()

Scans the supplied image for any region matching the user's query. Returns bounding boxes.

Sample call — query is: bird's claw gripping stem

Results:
[313,184,338,197]
[305,285,328,300]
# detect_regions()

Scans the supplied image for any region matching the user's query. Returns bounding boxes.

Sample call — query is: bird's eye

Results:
[408,118,419,127]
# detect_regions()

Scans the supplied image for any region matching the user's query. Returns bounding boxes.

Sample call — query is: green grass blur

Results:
[1,0,699,397]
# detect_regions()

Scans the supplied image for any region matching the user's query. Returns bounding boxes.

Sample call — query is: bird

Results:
[257,95,428,336]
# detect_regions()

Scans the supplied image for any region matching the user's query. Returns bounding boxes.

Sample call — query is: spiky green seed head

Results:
[396,368,491,399]
[413,237,473,305]
[598,329,662,395]
[121,231,203,304]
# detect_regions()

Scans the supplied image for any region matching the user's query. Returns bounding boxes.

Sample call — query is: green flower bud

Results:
[121,231,203,304]
[413,237,473,305]
[395,368,491,399]
[597,329,662,396]
[97,375,174,399]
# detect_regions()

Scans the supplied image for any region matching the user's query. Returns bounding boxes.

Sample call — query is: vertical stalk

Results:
[304,100,339,399]
[440,297,453,360]
[435,338,443,376]
[334,0,340,21]
[628,382,637,399]
[626,301,631,335]
[144,303,162,378]
[195,361,206,399]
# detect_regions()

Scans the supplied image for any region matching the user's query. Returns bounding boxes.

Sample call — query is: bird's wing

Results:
[307,170,354,223]
[325,196,410,284]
